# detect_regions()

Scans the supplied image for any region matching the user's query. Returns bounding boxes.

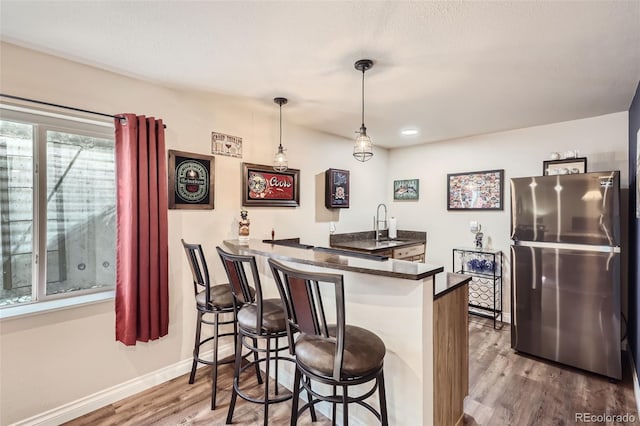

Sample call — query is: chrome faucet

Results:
[374,203,387,241]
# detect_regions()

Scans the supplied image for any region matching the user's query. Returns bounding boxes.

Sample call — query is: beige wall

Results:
[0,41,630,424]
[0,42,389,424]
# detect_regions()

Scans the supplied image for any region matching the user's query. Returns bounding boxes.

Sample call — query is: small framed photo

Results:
[543,157,587,176]
[325,168,350,208]
[242,163,300,207]
[447,169,504,211]
[393,179,419,201]
[168,150,215,209]
[211,131,242,158]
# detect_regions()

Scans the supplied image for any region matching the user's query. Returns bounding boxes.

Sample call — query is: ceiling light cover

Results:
[401,129,419,136]
[273,97,288,172]
[353,59,374,162]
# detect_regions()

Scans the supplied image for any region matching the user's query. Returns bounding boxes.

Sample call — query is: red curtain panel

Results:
[114,114,169,346]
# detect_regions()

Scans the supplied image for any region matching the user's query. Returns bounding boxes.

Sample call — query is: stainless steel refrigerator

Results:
[510,171,621,379]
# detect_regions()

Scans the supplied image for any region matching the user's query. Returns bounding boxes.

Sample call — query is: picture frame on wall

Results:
[242,162,300,207]
[447,169,504,211]
[168,150,215,210]
[211,131,243,158]
[393,179,419,201]
[325,168,350,209]
[542,157,587,176]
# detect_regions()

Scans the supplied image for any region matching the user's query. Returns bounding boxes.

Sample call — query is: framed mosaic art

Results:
[447,169,504,211]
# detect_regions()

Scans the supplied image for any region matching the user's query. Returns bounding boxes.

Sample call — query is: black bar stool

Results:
[181,239,237,410]
[268,258,389,426]
[217,247,300,426]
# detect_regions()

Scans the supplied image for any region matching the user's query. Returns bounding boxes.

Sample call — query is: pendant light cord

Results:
[361,68,366,128]
[279,102,283,149]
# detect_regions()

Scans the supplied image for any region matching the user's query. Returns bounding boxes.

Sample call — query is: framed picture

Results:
[447,169,504,211]
[543,157,587,176]
[168,150,215,210]
[393,179,419,201]
[211,131,242,158]
[242,162,300,207]
[325,168,350,208]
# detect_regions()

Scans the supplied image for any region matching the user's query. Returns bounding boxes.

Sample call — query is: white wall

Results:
[0,41,630,424]
[388,111,629,317]
[0,42,388,424]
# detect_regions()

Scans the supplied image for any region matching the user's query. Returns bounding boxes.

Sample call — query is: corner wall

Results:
[387,112,629,318]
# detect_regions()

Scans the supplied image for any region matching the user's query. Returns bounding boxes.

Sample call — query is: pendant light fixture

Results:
[353,59,374,162]
[273,97,288,172]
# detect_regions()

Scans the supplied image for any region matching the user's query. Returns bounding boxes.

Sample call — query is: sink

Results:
[334,239,410,251]
[376,238,409,244]
[372,241,400,248]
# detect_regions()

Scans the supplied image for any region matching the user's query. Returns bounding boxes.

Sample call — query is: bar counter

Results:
[223,239,470,425]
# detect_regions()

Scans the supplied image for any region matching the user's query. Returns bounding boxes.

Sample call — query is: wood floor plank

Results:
[66,317,638,425]
[464,317,637,426]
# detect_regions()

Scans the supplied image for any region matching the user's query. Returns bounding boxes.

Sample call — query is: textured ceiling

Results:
[1,1,639,148]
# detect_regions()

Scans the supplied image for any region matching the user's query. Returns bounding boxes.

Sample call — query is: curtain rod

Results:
[0,93,167,128]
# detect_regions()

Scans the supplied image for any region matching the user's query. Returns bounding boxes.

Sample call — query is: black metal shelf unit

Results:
[452,247,503,329]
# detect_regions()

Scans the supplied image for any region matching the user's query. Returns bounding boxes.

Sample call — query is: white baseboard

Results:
[10,350,216,426]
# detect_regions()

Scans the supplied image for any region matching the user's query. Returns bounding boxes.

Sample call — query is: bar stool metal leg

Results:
[263,338,271,426]
[378,371,389,426]
[252,337,263,385]
[306,377,317,422]
[189,312,203,384]
[290,367,302,426]
[226,331,243,424]
[342,385,349,425]
[332,385,337,425]
[211,312,220,410]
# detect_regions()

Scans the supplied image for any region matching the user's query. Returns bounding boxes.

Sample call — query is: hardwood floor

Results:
[65,317,638,425]
[463,317,637,426]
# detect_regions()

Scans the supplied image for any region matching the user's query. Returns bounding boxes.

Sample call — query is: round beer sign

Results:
[176,160,209,203]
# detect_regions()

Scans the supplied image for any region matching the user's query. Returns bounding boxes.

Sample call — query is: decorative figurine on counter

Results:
[239,209,250,245]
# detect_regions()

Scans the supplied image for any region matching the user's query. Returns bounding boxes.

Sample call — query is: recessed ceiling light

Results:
[401,129,419,136]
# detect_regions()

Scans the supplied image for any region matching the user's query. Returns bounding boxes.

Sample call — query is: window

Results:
[0,106,116,308]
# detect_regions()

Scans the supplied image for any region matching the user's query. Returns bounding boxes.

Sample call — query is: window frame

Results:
[0,104,117,314]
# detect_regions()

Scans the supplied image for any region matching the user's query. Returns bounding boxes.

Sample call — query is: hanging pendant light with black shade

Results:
[273,97,288,172]
[353,59,374,162]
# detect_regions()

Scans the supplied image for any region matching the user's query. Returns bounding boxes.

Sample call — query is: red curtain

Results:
[114,114,169,346]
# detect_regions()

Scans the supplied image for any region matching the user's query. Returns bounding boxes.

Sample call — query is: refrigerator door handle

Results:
[513,240,620,253]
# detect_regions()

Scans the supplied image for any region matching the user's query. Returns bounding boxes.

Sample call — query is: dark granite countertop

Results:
[223,239,443,281]
[329,230,426,254]
[433,273,472,299]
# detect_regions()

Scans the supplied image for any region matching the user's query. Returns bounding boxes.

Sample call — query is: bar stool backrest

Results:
[181,239,212,307]
[268,258,346,381]
[216,247,263,323]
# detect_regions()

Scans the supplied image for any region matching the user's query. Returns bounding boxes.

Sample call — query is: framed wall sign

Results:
[242,163,300,207]
[325,168,350,208]
[447,169,504,211]
[168,150,215,209]
[211,131,242,158]
[393,178,419,201]
[542,157,587,176]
